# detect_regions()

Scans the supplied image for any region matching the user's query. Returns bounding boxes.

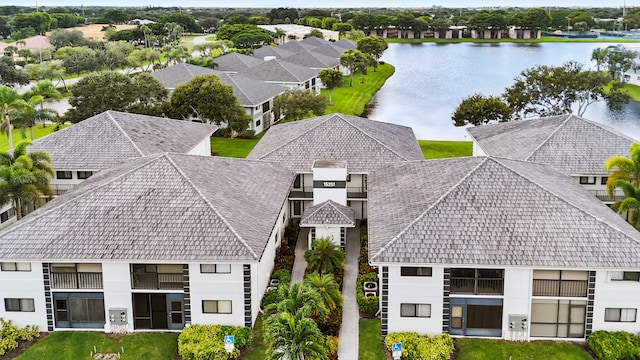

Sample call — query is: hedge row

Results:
[0,318,39,356]
[587,330,640,360]
[384,332,454,360]
[357,272,379,315]
[178,324,251,360]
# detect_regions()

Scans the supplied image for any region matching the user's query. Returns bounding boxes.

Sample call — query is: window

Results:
[401,267,432,277]
[5,298,35,312]
[56,171,73,180]
[53,293,105,328]
[400,303,431,317]
[0,208,15,223]
[346,174,351,182]
[530,299,586,338]
[256,119,261,127]
[311,228,316,242]
[579,176,595,185]
[532,270,589,297]
[450,268,504,295]
[293,201,302,216]
[200,264,231,274]
[605,308,637,322]
[311,78,316,86]
[624,272,640,281]
[601,177,609,185]
[305,81,310,89]
[262,101,270,113]
[77,171,94,180]
[202,300,232,314]
[1,262,31,271]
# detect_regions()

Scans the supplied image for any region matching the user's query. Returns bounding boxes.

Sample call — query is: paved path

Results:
[290,227,309,284]
[338,225,360,360]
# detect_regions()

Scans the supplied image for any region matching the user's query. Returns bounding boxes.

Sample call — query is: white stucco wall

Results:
[502,268,532,341]
[102,262,134,332]
[189,263,245,327]
[592,270,640,332]
[312,226,342,248]
[0,261,48,329]
[385,265,444,335]
[187,137,212,156]
[471,140,486,157]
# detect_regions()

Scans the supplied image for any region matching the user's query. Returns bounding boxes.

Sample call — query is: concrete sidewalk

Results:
[290,227,309,284]
[338,225,360,359]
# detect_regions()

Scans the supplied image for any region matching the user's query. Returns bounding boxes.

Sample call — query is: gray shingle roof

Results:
[467,114,639,175]
[368,157,640,268]
[300,200,356,227]
[253,45,296,60]
[247,113,424,173]
[281,49,339,69]
[278,40,317,53]
[237,59,319,83]
[311,43,345,58]
[30,111,216,170]
[215,73,286,106]
[299,36,330,47]
[0,154,294,262]
[213,52,265,72]
[150,63,217,89]
[333,39,357,49]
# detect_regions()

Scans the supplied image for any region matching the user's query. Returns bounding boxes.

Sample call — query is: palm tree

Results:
[10,96,58,140]
[264,282,324,318]
[303,273,343,313]
[340,49,368,88]
[265,310,328,360]
[0,85,29,151]
[592,48,608,72]
[605,143,640,229]
[304,238,345,275]
[0,141,54,220]
[26,80,63,111]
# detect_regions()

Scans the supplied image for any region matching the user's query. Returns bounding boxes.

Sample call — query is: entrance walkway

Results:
[291,227,309,284]
[338,225,360,360]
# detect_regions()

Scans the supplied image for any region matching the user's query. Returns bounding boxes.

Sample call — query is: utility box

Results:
[508,314,528,331]
[109,308,128,325]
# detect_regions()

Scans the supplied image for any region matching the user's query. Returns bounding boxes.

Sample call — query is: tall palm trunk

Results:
[14,198,22,220]
[4,105,13,152]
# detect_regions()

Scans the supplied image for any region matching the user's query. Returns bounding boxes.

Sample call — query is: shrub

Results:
[326,335,339,360]
[385,332,454,360]
[273,254,295,272]
[587,330,640,360]
[236,130,256,139]
[315,307,343,336]
[272,269,292,285]
[356,272,379,315]
[0,318,39,356]
[261,288,283,308]
[212,127,233,137]
[178,324,251,360]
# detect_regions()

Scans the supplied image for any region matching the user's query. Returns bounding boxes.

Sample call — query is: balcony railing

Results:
[450,278,504,295]
[532,279,588,297]
[51,272,103,289]
[289,186,368,199]
[51,184,77,196]
[131,273,183,290]
[347,187,367,198]
[588,190,626,202]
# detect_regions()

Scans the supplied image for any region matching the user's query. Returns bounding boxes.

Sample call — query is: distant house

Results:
[236,59,321,95]
[151,63,286,133]
[253,45,295,61]
[212,52,264,74]
[368,157,640,339]
[466,114,638,205]
[281,49,340,71]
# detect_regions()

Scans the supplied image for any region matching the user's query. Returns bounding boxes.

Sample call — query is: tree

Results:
[600,45,638,80]
[303,273,342,312]
[264,282,324,318]
[431,18,452,38]
[340,49,368,87]
[169,74,250,132]
[591,48,608,72]
[356,36,388,72]
[24,80,62,127]
[9,12,52,34]
[10,95,57,140]
[264,310,328,360]
[157,13,202,33]
[58,47,100,75]
[332,22,352,36]
[318,68,343,105]
[503,61,630,119]
[452,94,512,127]
[63,72,168,123]
[304,29,324,39]
[0,57,29,87]
[304,238,345,275]
[102,9,129,24]
[0,85,29,151]
[49,29,89,49]
[347,29,366,41]
[273,89,328,121]
[605,143,640,230]
[0,140,54,220]
[128,48,161,71]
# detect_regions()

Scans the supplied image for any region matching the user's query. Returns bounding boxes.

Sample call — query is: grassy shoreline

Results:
[386,36,640,44]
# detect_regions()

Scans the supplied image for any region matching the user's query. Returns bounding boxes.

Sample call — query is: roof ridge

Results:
[277,60,306,81]
[106,111,145,156]
[255,115,334,159]
[0,154,166,235]
[523,114,572,161]
[224,74,255,105]
[371,157,489,261]
[493,156,640,244]
[340,115,413,161]
[164,154,259,260]
[571,115,640,143]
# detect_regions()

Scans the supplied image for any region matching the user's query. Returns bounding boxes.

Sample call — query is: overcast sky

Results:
[27,0,637,9]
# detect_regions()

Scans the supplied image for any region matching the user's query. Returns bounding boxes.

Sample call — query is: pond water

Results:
[365,42,640,141]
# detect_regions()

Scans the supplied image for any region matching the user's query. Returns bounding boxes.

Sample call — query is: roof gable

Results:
[237,59,319,83]
[282,49,339,68]
[311,44,345,58]
[333,39,357,49]
[214,52,265,72]
[368,157,640,267]
[300,36,330,47]
[253,45,295,60]
[150,63,217,89]
[300,200,356,227]
[278,40,317,53]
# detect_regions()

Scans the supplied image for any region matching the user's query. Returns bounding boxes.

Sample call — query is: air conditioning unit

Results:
[364,291,377,298]
[363,281,378,292]
[270,279,281,287]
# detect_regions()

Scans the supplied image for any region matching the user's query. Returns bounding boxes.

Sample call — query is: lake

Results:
[366,42,640,141]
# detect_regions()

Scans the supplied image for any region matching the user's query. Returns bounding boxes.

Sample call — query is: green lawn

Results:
[242,317,268,359]
[17,332,178,360]
[0,124,70,152]
[211,136,260,158]
[322,63,395,116]
[418,140,472,159]
[455,338,593,360]
[359,319,387,360]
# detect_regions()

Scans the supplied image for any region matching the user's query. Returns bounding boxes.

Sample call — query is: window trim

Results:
[77,171,94,180]
[605,308,637,323]
[200,264,231,274]
[4,298,35,312]
[400,303,431,318]
[56,171,73,180]
[579,176,596,185]
[400,266,432,277]
[601,177,608,185]
[1,262,31,272]
[202,300,232,314]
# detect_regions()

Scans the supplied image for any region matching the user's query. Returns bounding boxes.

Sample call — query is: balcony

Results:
[289,186,367,199]
[532,279,588,297]
[347,187,367,198]
[131,273,183,290]
[588,190,626,202]
[51,272,103,289]
[450,278,504,295]
[51,184,77,196]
